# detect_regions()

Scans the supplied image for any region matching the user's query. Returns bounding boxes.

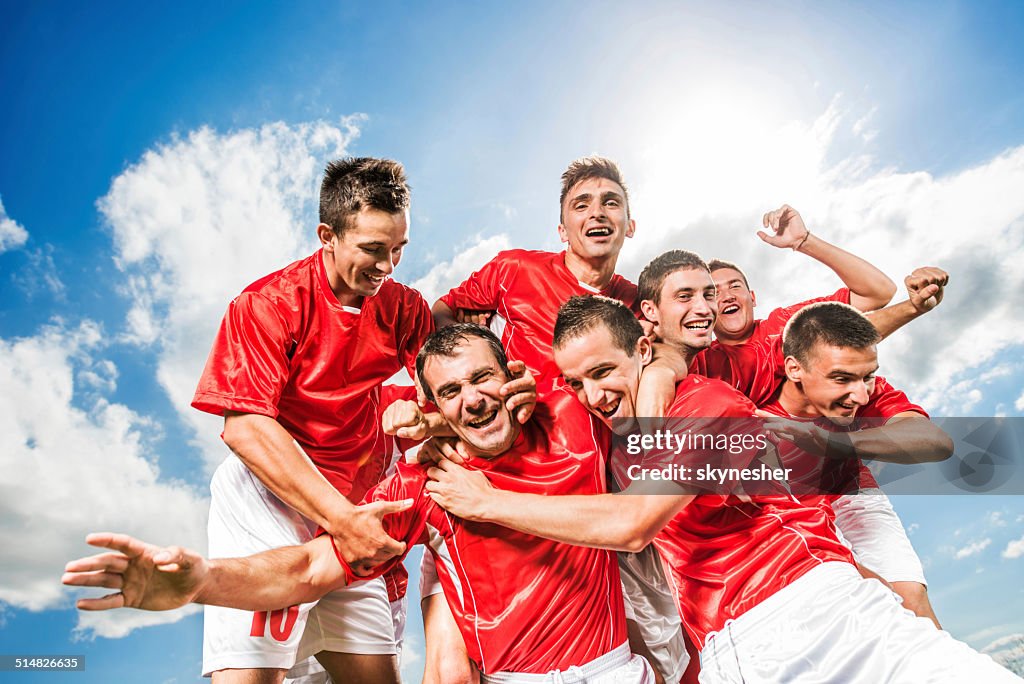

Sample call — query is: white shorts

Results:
[618,546,689,683]
[202,457,397,677]
[483,641,655,683]
[832,489,927,584]
[698,562,1019,683]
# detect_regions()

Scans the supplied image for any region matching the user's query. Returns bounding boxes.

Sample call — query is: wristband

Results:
[793,230,811,252]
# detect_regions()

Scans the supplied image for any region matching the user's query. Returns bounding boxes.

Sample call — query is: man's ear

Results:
[317,223,336,249]
[636,336,653,366]
[750,289,757,308]
[625,218,636,239]
[557,222,569,244]
[784,355,802,383]
[640,299,659,325]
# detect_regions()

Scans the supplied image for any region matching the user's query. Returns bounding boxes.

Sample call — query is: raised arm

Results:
[424,460,692,552]
[222,412,406,573]
[866,266,949,340]
[759,204,897,311]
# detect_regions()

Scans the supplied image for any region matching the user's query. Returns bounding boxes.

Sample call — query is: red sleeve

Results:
[439,252,516,313]
[398,288,435,378]
[191,292,292,417]
[759,288,852,338]
[858,377,928,419]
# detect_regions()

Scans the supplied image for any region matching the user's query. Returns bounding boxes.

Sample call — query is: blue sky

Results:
[2,1,1024,681]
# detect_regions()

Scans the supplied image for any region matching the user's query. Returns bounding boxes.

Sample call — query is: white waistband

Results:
[483,642,631,683]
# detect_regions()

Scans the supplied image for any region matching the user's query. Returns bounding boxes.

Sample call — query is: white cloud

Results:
[989,511,1008,528]
[906,523,920,536]
[954,538,992,559]
[98,119,360,470]
[1004,534,1024,560]
[1015,390,1024,412]
[619,99,1024,416]
[0,321,207,638]
[410,233,511,304]
[0,195,29,253]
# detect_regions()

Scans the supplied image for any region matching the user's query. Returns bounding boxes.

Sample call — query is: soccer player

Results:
[63,324,656,683]
[423,265,1020,682]
[429,157,685,683]
[188,158,531,684]
[755,300,951,627]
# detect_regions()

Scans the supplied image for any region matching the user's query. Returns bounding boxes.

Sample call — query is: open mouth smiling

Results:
[466,409,499,429]
[585,226,613,237]
[721,304,740,315]
[595,398,621,418]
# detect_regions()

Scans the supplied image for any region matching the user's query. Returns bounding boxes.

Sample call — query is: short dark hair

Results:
[415,324,510,402]
[559,156,630,221]
[638,250,710,304]
[707,258,750,289]
[319,157,410,235]
[553,295,644,355]
[783,302,881,366]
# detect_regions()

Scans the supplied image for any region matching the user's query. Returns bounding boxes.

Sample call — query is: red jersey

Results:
[650,376,854,648]
[758,377,927,496]
[192,251,434,502]
[362,393,627,674]
[691,289,851,406]
[439,249,638,393]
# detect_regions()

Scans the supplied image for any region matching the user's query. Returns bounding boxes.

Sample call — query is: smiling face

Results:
[319,207,410,308]
[554,324,652,435]
[421,336,518,458]
[642,267,718,356]
[557,177,635,263]
[712,266,757,344]
[786,343,879,426]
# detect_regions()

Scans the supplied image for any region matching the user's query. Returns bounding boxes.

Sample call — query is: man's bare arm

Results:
[431,300,459,328]
[62,532,350,612]
[759,204,897,311]
[424,460,692,552]
[757,411,954,464]
[222,412,406,572]
[866,266,949,340]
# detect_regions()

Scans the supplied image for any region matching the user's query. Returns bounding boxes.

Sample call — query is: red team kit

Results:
[62,157,1021,683]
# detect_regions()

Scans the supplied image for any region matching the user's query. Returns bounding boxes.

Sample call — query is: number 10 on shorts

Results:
[250,606,299,641]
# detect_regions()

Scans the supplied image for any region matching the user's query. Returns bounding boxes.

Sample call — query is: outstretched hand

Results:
[757,204,809,250]
[425,459,494,521]
[62,533,207,612]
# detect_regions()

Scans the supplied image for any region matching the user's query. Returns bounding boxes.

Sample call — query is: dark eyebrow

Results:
[600,191,624,202]
[358,239,409,248]
[433,380,460,397]
[570,192,594,205]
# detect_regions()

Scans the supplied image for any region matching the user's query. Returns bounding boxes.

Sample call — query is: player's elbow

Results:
[927,430,955,463]
[222,413,261,455]
[431,300,457,328]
